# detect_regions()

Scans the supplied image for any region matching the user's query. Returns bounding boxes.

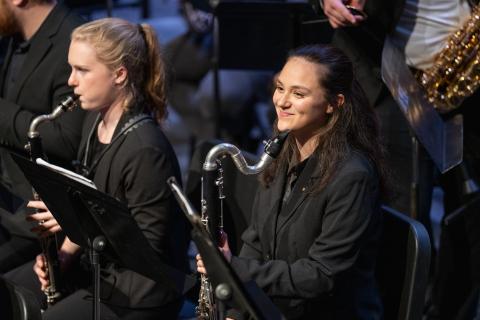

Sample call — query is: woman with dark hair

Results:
[197,44,388,319]
[6,18,190,320]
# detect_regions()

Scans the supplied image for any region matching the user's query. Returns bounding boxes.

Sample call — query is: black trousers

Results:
[5,261,182,320]
[0,203,42,273]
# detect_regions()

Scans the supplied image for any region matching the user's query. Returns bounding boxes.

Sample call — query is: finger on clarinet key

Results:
[27,200,48,211]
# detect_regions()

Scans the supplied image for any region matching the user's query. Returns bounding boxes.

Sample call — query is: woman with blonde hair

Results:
[6,18,190,320]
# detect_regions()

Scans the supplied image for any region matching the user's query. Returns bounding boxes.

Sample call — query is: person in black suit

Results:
[323,1,480,318]
[197,44,388,319]
[163,0,273,151]
[6,18,191,319]
[0,0,85,272]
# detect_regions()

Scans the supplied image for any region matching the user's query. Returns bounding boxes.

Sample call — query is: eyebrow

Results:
[276,79,311,92]
[69,63,89,69]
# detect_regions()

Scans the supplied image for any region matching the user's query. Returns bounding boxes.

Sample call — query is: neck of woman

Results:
[295,132,320,162]
[97,99,125,144]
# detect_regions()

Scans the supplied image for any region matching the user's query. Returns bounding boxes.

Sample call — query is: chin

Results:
[79,101,95,111]
[276,121,291,133]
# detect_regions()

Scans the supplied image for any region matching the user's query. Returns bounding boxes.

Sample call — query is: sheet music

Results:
[36,158,97,189]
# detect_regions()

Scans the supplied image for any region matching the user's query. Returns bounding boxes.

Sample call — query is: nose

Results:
[68,70,77,88]
[275,91,291,109]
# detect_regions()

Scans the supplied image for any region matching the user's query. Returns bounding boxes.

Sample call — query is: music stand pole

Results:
[106,0,113,17]
[410,133,420,220]
[167,177,285,320]
[212,11,221,139]
[89,236,106,320]
[215,283,231,319]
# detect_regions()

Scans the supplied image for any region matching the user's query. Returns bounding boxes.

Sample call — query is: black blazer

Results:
[231,150,383,319]
[77,111,191,308]
[0,4,85,201]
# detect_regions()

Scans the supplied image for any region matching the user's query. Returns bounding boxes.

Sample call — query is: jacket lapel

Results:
[91,112,134,193]
[0,40,14,96]
[9,5,67,101]
[261,165,287,253]
[275,155,319,233]
[10,41,52,102]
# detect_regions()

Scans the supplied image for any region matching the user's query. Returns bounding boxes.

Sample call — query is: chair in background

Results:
[376,206,431,320]
[186,143,432,319]
[0,275,42,320]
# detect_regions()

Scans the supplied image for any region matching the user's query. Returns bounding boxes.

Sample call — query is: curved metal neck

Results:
[202,131,289,175]
[28,96,78,138]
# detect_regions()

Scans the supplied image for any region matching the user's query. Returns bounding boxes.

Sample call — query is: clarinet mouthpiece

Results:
[264,130,290,159]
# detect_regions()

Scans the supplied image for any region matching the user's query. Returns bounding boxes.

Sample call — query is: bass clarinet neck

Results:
[202,130,290,174]
[28,95,78,139]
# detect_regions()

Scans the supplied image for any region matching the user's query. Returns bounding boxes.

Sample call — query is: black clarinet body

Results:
[201,130,290,243]
[196,131,289,318]
[25,95,78,306]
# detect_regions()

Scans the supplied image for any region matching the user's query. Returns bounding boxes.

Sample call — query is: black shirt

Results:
[281,157,309,206]
[276,157,309,234]
[2,36,31,99]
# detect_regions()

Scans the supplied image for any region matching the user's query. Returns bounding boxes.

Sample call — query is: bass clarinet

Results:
[25,95,78,306]
[197,130,289,319]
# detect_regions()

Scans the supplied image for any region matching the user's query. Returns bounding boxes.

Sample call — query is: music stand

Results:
[167,177,284,320]
[12,154,195,320]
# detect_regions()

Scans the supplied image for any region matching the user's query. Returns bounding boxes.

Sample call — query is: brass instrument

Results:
[25,95,78,306]
[196,131,289,319]
[418,5,480,113]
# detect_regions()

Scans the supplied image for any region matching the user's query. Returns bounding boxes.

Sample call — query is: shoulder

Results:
[328,150,378,189]
[121,118,178,165]
[58,6,85,35]
[340,150,375,175]
[42,5,85,43]
[126,118,171,150]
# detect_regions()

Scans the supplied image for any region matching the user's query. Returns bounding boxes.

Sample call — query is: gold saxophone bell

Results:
[418,5,480,113]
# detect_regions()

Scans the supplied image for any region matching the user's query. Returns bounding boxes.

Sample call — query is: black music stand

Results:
[167,177,284,320]
[214,1,326,71]
[12,154,195,320]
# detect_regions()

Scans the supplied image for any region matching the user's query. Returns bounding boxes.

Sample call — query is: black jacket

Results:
[0,4,85,202]
[231,150,383,319]
[77,110,191,308]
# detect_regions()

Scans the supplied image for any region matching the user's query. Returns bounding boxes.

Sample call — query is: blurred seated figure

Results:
[163,0,273,152]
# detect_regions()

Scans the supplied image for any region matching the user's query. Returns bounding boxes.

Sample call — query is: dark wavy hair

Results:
[261,44,389,196]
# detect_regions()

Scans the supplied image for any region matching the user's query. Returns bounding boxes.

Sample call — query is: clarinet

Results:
[196,131,290,319]
[25,95,78,306]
